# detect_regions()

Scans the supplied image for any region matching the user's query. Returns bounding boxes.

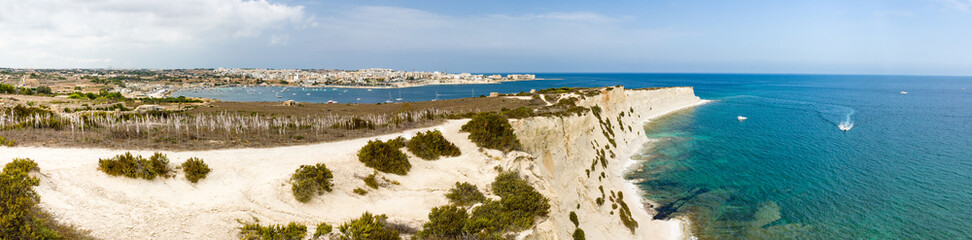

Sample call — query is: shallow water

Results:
[632,75,971,239]
[178,74,972,239]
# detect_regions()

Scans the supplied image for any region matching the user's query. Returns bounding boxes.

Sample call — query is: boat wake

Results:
[728,95,856,132]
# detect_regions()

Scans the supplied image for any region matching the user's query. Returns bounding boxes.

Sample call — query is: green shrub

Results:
[572,228,585,240]
[357,139,411,175]
[314,222,333,239]
[181,157,211,183]
[0,83,14,94]
[460,172,551,237]
[406,130,461,160]
[491,172,550,218]
[386,136,407,149]
[239,220,307,240]
[97,152,173,180]
[500,106,535,119]
[417,205,468,238]
[445,182,485,206]
[616,192,638,232]
[353,188,368,195]
[0,136,15,146]
[364,172,379,189]
[1,158,61,239]
[337,212,401,240]
[290,163,334,203]
[569,211,579,227]
[459,112,522,152]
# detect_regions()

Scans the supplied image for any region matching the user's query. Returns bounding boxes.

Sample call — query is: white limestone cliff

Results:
[508,86,705,240]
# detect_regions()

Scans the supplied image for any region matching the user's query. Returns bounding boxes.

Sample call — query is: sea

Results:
[172,74,972,239]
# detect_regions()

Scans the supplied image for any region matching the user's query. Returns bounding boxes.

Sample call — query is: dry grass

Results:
[0,97,539,150]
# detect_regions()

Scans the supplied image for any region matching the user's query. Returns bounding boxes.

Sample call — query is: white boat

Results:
[306,93,310,95]
[838,122,854,132]
[900,91,908,94]
[737,116,747,121]
[327,100,338,104]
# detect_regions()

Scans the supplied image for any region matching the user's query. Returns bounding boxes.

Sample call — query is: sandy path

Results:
[0,120,500,240]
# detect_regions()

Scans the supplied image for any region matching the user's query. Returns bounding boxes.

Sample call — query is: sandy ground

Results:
[0,120,502,239]
[0,89,706,240]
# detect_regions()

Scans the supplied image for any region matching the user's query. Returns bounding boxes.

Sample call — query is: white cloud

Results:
[0,0,312,67]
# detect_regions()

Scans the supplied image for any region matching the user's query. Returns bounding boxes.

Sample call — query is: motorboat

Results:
[737,116,747,121]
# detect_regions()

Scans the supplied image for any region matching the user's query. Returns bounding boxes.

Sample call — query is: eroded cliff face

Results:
[508,87,703,240]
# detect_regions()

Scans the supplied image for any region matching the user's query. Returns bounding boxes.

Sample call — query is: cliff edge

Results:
[508,86,704,239]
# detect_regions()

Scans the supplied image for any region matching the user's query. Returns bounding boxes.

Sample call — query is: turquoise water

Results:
[176,74,972,239]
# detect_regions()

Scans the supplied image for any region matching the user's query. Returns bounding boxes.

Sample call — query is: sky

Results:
[1,0,972,75]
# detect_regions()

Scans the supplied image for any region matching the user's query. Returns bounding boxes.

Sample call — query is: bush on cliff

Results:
[417,205,468,239]
[459,112,521,152]
[181,157,211,183]
[492,172,550,218]
[406,130,461,160]
[97,152,173,180]
[337,212,401,240]
[290,163,334,203]
[462,172,550,237]
[358,139,411,175]
[445,182,485,206]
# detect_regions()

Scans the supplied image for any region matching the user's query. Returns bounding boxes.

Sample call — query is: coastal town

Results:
[0,68,536,98]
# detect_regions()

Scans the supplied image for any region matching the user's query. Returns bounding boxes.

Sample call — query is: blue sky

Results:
[2,0,972,75]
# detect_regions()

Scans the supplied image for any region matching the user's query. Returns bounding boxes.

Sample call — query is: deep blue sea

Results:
[173,74,972,239]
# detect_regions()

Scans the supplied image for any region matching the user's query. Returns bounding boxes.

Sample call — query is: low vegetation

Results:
[180,157,211,183]
[337,212,402,240]
[353,188,368,195]
[406,130,461,160]
[357,139,411,175]
[1,158,93,239]
[569,211,579,227]
[0,135,14,146]
[417,171,551,239]
[459,112,522,152]
[290,163,334,203]
[330,118,376,130]
[615,191,639,232]
[572,228,586,240]
[239,220,307,240]
[313,222,333,239]
[364,172,380,189]
[416,205,467,239]
[445,182,485,206]
[97,152,173,180]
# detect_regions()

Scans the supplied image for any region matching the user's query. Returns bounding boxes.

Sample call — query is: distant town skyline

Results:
[2,0,972,76]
